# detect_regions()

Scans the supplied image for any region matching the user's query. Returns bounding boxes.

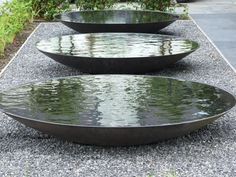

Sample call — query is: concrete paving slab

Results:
[188,0,236,70]
[191,13,236,68]
[214,41,236,66]
[192,14,236,30]
[0,21,236,177]
[188,0,236,14]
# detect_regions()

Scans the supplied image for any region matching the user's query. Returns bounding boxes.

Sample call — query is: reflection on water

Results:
[37,33,198,58]
[58,10,177,24]
[0,75,234,127]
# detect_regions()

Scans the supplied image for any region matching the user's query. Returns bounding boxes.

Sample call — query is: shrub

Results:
[0,0,33,55]
[75,0,117,10]
[21,0,71,20]
[75,0,173,11]
[136,0,172,11]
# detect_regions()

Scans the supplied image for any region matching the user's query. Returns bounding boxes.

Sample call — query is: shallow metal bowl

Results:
[55,10,179,33]
[37,33,199,74]
[0,75,235,146]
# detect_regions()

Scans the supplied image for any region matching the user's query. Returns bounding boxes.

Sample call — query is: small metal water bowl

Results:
[54,10,179,33]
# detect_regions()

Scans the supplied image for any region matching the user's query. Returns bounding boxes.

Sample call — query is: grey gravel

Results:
[0,21,236,177]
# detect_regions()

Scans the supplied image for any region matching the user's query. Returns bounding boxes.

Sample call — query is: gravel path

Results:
[0,21,236,177]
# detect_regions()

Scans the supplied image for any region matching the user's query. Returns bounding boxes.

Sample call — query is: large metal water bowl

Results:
[0,75,235,146]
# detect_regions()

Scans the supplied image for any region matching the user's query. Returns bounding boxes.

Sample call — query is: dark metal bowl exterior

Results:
[60,21,175,33]
[40,53,192,74]
[7,113,219,146]
[55,10,179,33]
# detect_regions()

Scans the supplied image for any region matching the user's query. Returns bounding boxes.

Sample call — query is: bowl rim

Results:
[54,9,180,25]
[0,75,235,129]
[36,33,200,59]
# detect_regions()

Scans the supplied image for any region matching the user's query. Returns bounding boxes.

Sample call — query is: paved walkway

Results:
[188,0,236,70]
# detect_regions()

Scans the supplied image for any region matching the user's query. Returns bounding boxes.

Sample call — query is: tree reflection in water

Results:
[37,33,198,59]
[0,76,234,127]
[64,10,173,24]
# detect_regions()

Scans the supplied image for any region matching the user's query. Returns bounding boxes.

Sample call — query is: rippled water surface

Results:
[37,33,198,58]
[0,76,234,127]
[57,10,177,24]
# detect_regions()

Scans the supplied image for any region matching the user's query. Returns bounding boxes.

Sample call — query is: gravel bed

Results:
[0,21,236,177]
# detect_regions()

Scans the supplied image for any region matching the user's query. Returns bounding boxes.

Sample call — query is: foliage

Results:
[0,0,33,55]
[175,3,189,20]
[21,0,71,20]
[136,0,173,11]
[75,0,117,10]
[0,0,71,55]
[75,0,173,11]
[164,171,178,177]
